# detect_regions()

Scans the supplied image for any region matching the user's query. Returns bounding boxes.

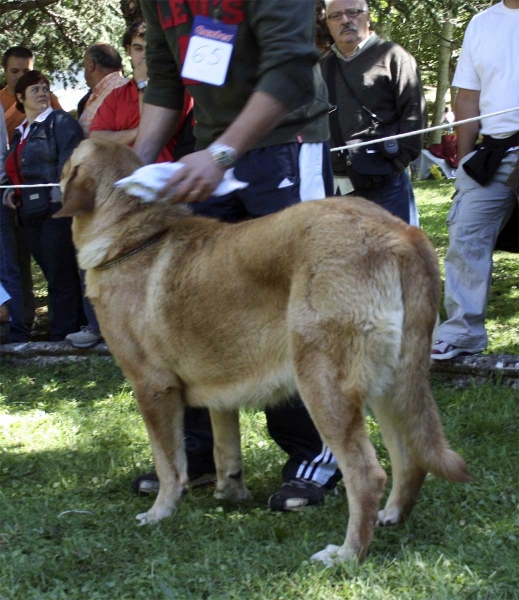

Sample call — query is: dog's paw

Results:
[376,506,402,527]
[214,486,252,502]
[310,543,362,566]
[135,505,174,526]
[136,511,154,526]
[310,544,342,566]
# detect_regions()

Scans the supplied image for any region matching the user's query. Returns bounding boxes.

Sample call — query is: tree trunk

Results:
[450,60,458,112]
[430,13,454,144]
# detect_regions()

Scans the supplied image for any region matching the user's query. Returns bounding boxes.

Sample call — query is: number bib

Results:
[181,16,237,86]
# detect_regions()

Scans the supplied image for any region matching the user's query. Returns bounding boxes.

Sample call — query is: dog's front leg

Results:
[209,409,251,502]
[134,385,188,525]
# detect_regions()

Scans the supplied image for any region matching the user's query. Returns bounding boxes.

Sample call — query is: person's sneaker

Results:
[131,470,217,496]
[65,326,103,348]
[268,479,326,512]
[431,340,482,361]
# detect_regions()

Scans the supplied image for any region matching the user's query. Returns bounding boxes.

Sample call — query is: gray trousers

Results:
[438,149,519,350]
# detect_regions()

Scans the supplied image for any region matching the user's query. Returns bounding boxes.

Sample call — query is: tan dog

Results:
[55,139,471,565]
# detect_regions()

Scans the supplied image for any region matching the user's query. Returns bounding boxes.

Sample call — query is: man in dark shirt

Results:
[131,0,341,511]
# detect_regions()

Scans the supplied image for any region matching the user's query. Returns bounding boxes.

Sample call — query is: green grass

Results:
[2,180,518,598]
[1,360,518,599]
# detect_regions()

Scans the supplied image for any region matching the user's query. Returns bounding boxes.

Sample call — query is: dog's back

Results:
[91,198,417,409]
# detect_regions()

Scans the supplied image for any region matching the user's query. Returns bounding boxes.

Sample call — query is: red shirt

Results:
[6,137,28,187]
[90,80,193,162]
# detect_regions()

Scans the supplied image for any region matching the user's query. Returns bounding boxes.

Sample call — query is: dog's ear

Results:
[53,164,96,218]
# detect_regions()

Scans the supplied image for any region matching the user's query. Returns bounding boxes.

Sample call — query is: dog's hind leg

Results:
[369,396,426,527]
[134,385,188,525]
[210,409,251,502]
[292,349,387,565]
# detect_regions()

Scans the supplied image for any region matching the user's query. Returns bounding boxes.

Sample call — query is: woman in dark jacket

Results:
[4,71,85,341]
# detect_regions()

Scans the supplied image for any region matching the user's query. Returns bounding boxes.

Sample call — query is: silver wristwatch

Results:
[136,80,148,93]
[207,142,238,169]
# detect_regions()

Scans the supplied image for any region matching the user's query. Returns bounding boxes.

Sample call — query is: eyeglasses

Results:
[327,9,367,21]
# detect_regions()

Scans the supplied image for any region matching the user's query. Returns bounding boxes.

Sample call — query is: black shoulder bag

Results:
[326,54,400,191]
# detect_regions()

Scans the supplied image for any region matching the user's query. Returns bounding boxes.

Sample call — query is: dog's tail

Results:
[390,227,472,483]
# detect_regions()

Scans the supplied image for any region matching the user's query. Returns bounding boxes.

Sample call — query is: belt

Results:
[482,132,519,150]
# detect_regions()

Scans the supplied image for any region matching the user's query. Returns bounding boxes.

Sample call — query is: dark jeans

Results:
[351,170,418,225]
[80,269,100,331]
[185,142,341,488]
[8,207,36,328]
[22,204,85,341]
[0,203,30,341]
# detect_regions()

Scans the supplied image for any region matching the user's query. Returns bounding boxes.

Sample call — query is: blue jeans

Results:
[0,203,30,342]
[353,170,418,225]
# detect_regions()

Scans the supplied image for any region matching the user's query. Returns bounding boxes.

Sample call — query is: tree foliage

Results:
[370,0,495,84]
[0,0,126,86]
[0,0,499,97]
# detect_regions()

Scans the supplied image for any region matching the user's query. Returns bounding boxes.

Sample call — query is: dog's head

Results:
[53,138,143,219]
[52,139,146,269]
[53,160,96,217]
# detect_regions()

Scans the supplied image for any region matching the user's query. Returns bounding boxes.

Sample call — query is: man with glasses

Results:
[321,0,426,225]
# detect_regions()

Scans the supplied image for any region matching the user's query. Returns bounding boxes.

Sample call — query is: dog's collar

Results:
[95,231,168,271]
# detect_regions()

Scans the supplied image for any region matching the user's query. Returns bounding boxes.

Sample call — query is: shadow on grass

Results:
[1,358,126,415]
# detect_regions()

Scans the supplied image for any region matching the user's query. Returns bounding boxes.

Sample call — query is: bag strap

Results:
[331,54,382,125]
[325,55,346,150]
[326,53,400,136]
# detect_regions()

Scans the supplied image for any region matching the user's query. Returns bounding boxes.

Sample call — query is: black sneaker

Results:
[131,470,217,495]
[268,479,326,511]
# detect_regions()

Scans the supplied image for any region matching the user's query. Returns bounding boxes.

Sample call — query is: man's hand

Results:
[163,150,226,203]
[5,190,18,210]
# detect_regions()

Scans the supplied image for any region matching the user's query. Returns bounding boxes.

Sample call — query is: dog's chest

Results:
[184,358,297,411]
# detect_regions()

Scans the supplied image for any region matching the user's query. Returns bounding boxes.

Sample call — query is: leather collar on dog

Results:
[96,231,168,271]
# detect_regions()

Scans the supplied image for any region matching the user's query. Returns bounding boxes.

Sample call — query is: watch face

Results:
[209,144,237,168]
[219,151,234,168]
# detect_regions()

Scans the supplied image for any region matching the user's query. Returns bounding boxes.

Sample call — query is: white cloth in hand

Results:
[114,162,248,202]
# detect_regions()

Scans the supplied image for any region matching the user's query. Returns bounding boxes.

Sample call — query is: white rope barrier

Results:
[0,105,518,190]
[0,182,59,189]
[331,105,519,153]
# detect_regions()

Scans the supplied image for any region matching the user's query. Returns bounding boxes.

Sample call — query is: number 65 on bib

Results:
[182,16,238,86]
